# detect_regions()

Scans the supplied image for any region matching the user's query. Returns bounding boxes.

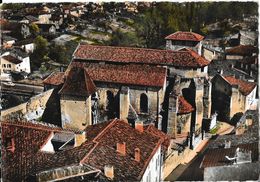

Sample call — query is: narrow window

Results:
[106,90,115,119]
[140,93,148,113]
[5,137,15,152]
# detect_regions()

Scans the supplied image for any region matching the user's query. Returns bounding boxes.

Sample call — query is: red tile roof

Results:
[144,124,171,154]
[178,96,194,114]
[201,142,258,168]
[2,55,22,64]
[226,45,258,56]
[2,119,166,181]
[69,63,167,88]
[165,31,204,41]
[82,119,164,181]
[1,120,85,181]
[43,72,65,86]
[224,76,256,96]
[59,67,96,97]
[73,44,210,68]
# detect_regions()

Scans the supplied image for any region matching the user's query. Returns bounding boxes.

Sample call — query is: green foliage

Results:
[39,65,47,73]
[31,36,49,69]
[49,44,67,64]
[109,29,143,47]
[29,23,40,36]
[134,2,258,48]
[1,3,25,10]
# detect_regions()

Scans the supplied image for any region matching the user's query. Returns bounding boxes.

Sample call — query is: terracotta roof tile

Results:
[2,119,165,181]
[144,124,171,154]
[69,62,167,87]
[59,67,96,97]
[226,45,258,56]
[73,44,210,68]
[201,142,258,168]
[178,96,194,114]
[43,72,65,86]
[82,119,163,181]
[224,76,256,96]
[165,31,204,41]
[2,55,22,64]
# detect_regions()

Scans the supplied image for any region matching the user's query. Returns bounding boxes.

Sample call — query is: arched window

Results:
[140,93,148,113]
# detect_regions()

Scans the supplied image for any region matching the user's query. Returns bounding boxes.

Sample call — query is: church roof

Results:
[165,31,204,41]
[59,66,96,97]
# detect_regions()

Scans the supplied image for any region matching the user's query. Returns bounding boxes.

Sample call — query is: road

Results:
[1,81,44,96]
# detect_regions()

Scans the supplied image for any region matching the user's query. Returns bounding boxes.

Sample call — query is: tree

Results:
[31,36,49,69]
[29,23,40,36]
[49,44,67,64]
[109,29,143,47]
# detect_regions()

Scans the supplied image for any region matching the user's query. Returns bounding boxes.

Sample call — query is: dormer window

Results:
[5,137,15,152]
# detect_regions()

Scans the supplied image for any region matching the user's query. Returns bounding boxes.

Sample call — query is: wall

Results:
[96,84,164,125]
[245,87,257,110]
[211,75,232,120]
[177,113,192,134]
[141,145,162,182]
[1,89,54,121]
[226,55,244,60]
[204,162,260,181]
[230,87,245,118]
[60,95,91,130]
[162,147,195,179]
[202,47,215,61]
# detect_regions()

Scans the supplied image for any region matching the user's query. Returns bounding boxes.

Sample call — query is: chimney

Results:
[135,122,144,132]
[250,71,253,77]
[117,142,126,156]
[74,131,86,147]
[224,140,231,148]
[104,165,114,180]
[134,148,141,162]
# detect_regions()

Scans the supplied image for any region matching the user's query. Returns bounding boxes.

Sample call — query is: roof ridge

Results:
[1,120,80,133]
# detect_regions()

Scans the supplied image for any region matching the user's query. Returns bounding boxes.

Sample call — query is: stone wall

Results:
[1,89,54,121]
[60,95,91,130]
[204,162,260,181]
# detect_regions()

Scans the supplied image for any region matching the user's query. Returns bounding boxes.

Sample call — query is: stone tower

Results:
[59,67,96,130]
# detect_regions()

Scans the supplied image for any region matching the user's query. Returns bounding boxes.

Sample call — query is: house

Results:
[49,14,63,29]
[13,38,35,53]
[225,45,258,60]
[239,30,258,46]
[1,35,17,48]
[2,21,31,39]
[0,49,31,74]
[165,31,204,55]
[201,142,259,181]
[1,118,170,181]
[201,45,224,62]
[200,110,259,181]
[36,23,56,34]
[211,74,257,121]
[20,15,39,24]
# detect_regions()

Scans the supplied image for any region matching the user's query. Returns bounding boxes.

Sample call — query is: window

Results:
[106,90,115,119]
[2,64,6,68]
[140,93,148,113]
[7,64,11,68]
[5,137,15,152]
